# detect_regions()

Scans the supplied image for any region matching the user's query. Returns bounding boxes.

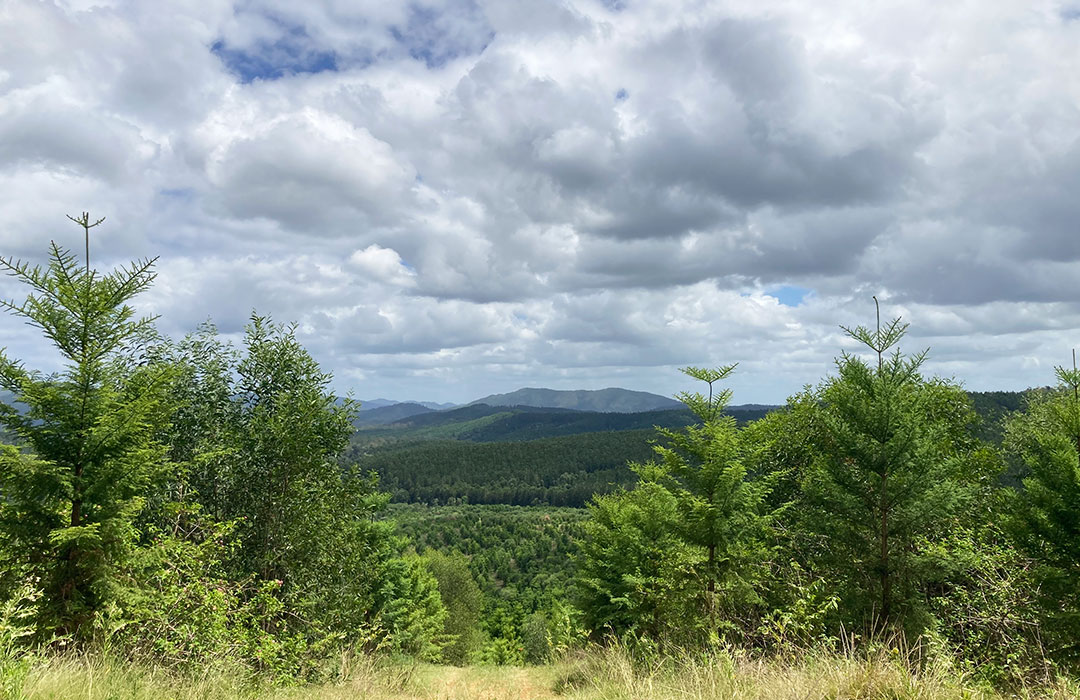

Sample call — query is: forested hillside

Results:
[353,401,435,426]
[343,391,1024,511]
[354,431,654,506]
[344,403,779,506]
[350,403,698,443]
[392,504,586,663]
[968,389,1039,443]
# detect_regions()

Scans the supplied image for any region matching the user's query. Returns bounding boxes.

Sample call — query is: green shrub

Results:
[0,580,42,698]
[421,551,484,665]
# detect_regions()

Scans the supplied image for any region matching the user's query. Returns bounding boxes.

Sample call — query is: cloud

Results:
[2,0,1079,403]
[348,243,417,286]
[0,88,156,182]
[197,107,416,231]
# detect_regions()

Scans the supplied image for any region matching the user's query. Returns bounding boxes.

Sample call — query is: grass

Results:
[551,646,1080,700]
[5,648,1079,700]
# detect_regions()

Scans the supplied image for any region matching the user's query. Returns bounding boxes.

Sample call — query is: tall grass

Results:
[6,647,1079,699]
[552,641,1080,700]
[10,652,415,700]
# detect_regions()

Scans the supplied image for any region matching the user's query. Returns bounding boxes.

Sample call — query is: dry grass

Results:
[552,646,1080,700]
[6,648,1078,700]
[7,655,563,700]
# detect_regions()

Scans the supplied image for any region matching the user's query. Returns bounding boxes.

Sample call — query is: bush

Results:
[0,580,40,698]
[421,551,484,665]
[95,516,303,679]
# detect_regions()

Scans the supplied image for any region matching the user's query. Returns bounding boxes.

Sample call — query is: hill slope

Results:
[354,430,659,506]
[469,387,684,412]
[353,402,434,426]
[351,402,778,446]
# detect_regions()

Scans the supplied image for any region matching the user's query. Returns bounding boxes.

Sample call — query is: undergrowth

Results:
[553,642,1080,700]
[6,644,1079,700]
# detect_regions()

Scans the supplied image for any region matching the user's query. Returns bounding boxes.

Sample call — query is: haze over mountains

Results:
[353,387,684,428]
[467,387,685,412]
[343,389,1036,510]
[350,387,781,437]
[354,387,694,427]
[360,398,457,411]
[359,387,688,416]
[348,387,1035,449]
[2,386,1035,446]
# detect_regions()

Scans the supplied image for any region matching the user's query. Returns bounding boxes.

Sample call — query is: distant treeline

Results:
[353,402,774,441]
[352,431,657,506]
[346,391,1033,508]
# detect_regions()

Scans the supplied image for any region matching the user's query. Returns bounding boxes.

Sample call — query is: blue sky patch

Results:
[211,23,340,83]
[390,2,493,68]
[766,285,812,307]
[159,188,195,200]
[615,88,629,101]
[213,4,492,79]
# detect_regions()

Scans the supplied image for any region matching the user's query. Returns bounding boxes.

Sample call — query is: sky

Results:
[1,0,1080,405]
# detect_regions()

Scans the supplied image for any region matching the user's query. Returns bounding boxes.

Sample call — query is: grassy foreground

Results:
[5,649,1079,700]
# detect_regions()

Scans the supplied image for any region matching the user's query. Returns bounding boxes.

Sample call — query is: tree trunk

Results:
[879,471,890,625]
[707,542,717,629]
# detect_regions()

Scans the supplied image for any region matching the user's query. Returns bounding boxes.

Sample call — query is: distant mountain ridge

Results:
[353,402,434,427]
[358,398,457,411]
[468,387,685,413]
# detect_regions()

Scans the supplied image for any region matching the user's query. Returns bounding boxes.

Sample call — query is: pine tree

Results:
[0,214,170,637]
[650,366,773,638]
[422,551,484,664]
[805,304,977,631]
[576,480,701,641]
[1004,358,1080,664]
[576,366,773,643]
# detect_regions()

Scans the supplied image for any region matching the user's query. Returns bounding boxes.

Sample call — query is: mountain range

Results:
[466,387,685,412]
[357,386,687,420]
[359,398,457,411]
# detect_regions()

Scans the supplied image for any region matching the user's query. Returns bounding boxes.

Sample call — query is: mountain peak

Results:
[468,387,683,413]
